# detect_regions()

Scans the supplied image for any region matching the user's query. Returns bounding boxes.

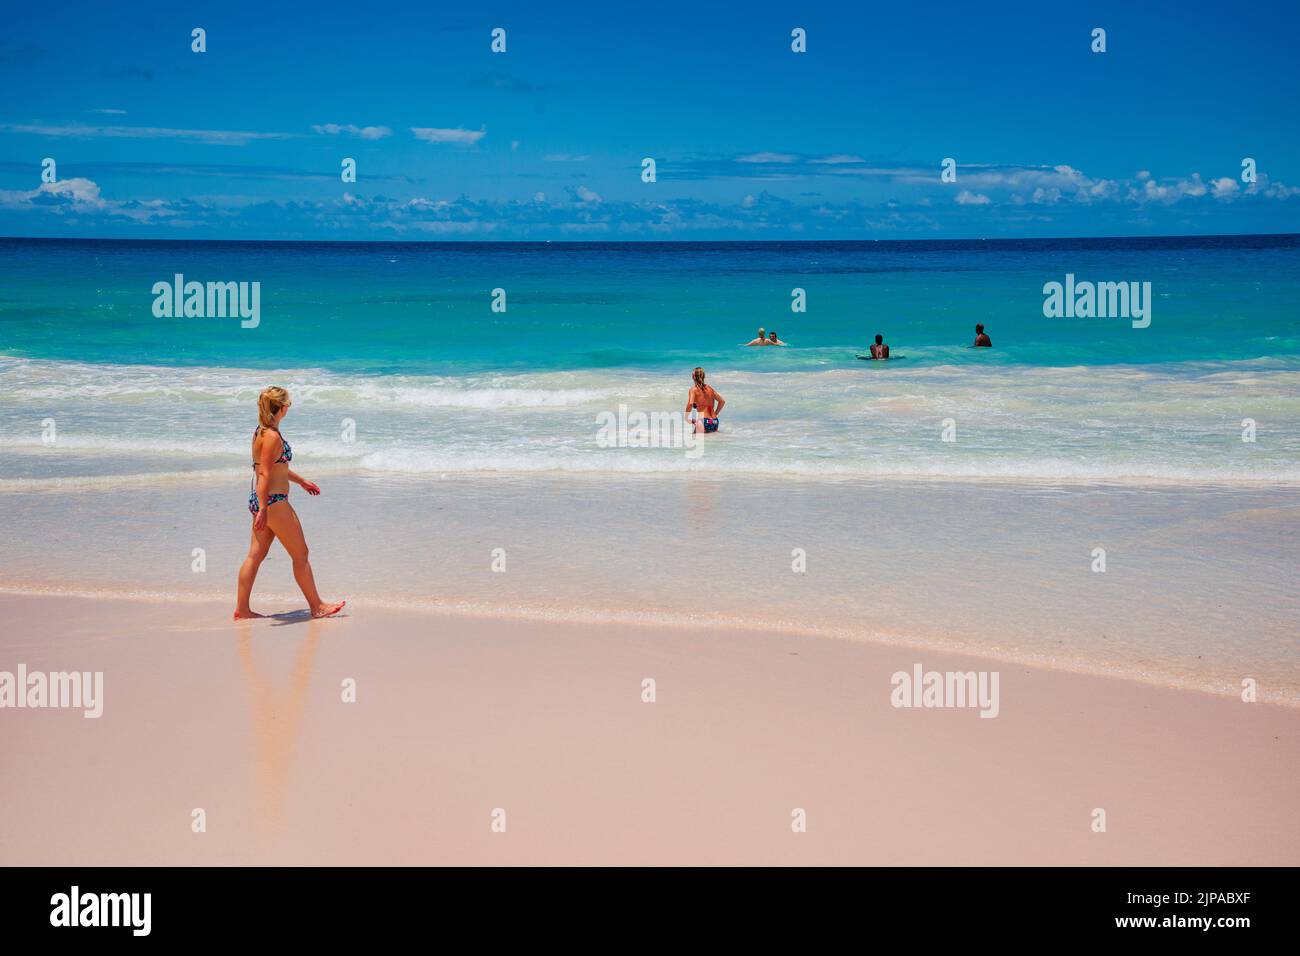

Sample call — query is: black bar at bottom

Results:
[0,866,1287,940]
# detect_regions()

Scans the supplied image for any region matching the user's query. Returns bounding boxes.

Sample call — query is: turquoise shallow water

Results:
[1,235,1298,484]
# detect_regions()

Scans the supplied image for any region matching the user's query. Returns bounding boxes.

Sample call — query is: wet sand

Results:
[1,593,1296,866]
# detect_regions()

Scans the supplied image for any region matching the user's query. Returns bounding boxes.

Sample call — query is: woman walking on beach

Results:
[685,367,725,433]
[234,386,345,621]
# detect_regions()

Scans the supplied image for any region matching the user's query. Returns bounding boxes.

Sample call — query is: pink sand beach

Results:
[2,592,1296,866]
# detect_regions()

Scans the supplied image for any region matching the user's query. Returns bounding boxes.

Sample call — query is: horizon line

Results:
[3,231,1298,247]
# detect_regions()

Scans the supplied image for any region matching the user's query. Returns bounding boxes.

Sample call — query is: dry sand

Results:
[1,592,1296,865]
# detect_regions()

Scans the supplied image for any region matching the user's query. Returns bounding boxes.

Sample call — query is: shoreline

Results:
[4,461,1300,491]
[1,582,1293,708]
[2,592,1296,865]
[2,472,1296,709]
[5,232,1299,247]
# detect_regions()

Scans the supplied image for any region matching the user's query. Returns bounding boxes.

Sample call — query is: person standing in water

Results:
[766,331,786,346]
[234,386,346,621]
[685,367,726,433]
[869,334,890,359]
[972,324,992,347]
[745,328,769,346]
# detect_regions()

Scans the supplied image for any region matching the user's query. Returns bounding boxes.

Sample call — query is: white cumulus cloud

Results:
[312,123,392,140]
[0,177,179,222]
[1209,177,1240,199]
[737,152,798,164]
[411,127,486,145]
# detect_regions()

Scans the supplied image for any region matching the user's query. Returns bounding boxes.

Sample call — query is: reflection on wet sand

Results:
[235,618,323,835]
[684,476,722,530]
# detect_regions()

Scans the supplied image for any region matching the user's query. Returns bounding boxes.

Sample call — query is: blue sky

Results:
[2,0,1298,240]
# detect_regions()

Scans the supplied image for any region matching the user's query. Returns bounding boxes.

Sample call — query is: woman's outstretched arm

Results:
[288,470,321,495]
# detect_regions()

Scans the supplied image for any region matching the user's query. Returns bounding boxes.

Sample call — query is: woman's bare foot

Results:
[312,600,346,619]
[233,609,265,621]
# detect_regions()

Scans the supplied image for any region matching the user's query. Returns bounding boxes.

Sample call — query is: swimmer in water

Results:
[972,323,992,347]
[745,327,769,346]
[869,334,890,359]
[766,331,786,346]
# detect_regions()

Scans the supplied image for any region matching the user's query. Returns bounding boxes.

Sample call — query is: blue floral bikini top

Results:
[251,427,292,488]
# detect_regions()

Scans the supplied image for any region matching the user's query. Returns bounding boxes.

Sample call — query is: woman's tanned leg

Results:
[267,503,344,617]
[234,522,276,619]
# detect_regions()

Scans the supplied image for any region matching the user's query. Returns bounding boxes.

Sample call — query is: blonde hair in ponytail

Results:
[258,386,290,429]
[692,367,707,390]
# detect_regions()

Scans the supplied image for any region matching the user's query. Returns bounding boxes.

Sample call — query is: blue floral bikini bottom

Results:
[248,492,288,515]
